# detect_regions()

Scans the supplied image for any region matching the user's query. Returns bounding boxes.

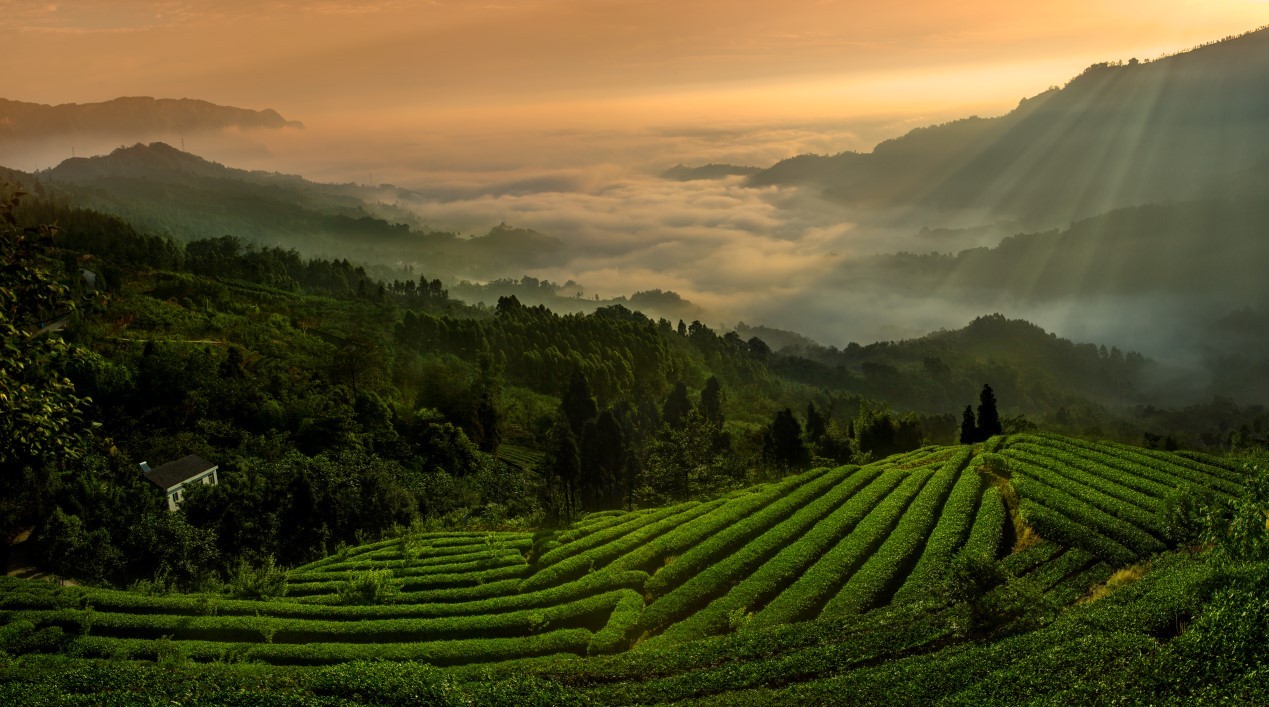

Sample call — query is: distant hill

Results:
[838,198,1269,304]
[35,142,565,279]
[767,313,1151,415]
[0,96,301,140]
[748,26,1269,225]
[660,163,762,181]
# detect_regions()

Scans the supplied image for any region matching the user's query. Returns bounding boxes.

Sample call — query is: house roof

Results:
[144,454,217,490]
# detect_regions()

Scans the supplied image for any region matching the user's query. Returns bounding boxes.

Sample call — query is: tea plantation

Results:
[2,434,1265,704]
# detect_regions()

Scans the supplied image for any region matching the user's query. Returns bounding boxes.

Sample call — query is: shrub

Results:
[338,570,399,605]
[227,556,288,601]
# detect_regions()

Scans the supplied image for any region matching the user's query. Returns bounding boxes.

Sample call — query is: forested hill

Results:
[746,26,1269,225]
[23,145,566,280]
[0,96,302,140]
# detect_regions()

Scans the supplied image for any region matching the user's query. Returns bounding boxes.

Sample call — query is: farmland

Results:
[2,434,1263,704]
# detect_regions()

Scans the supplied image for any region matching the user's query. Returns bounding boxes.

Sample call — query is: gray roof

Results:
[144,454,217,490]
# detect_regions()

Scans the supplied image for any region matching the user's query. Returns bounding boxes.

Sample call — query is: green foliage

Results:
[0,188,98,537]
[227,555,288,601]
[1202,461,1269,564]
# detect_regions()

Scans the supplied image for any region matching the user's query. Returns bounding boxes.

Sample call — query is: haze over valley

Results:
[7,17,1269,399]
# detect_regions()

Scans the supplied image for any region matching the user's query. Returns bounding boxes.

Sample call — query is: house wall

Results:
[164,467,219,512]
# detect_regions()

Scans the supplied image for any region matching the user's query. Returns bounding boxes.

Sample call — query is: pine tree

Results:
[977,384,1003,440]
[763,408,809,470]
[960,405,978,444]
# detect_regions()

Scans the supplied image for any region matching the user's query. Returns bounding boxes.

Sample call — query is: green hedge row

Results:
[746,469,934,629]
[644,465,855,598]
[292,538,402,572]
[605,467,846,578]
[1173,450,1246,477]
[1098,440,1247,487]
[560,511,644,541]
[997,541,1062,576]
[1018,499,1137,566]
[287,578,524,606]
[636,466,889,640]
[961,485,1007,561]
[535,503,705,571]
[1013,476,1165,557]
[1029,435,1241,497]
[588,606,955,704]
[285,562,531,597]
[309,546,530,575]
[1025,548,1097,592]
[291,532,530,573]
[982,435,1010,453]
[823,451,972,617]
[1005,445,1163,513]
[587,589,646,656]
[871,446,943,470]
[0,570,648,625]
[648,467,896,646]
[67,628,594,666]
[519,500,723,592]
[893,449,983,602]
[11,589,631,645]
[287,554,526,585]
[1007,456,1170,541]
[1043,562,1112,605]
[1018,439,1177,501]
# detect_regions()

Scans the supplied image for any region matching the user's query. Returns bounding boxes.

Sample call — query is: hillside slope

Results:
[748,27,1269,225]
[0,436,1239,663]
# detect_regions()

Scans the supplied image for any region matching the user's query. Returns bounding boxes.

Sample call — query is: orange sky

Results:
[5,1,1266,133]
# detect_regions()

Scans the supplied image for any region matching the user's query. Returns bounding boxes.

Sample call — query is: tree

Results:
[661,381,692,429]
[561,369,597,436]
[544,421,582,522]
[699,376,724,426]
[805,401,828,447]
[639,411,737,504]
[977,384,1003,439]
[960,405,978,444]
[0,189,97,548]
[747,336,772,358]
[763,408,809,470]
[581,410,625,508]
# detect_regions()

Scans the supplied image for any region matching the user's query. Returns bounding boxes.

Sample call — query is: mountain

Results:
[0,96,302,141]
[32,142,568,279]
[748,27,1269,226]
[660,163,762,181]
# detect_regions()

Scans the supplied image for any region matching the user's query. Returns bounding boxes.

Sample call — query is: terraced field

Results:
[0,436,1243,675]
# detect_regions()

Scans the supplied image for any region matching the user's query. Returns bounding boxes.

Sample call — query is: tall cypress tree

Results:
[764,408,809,470]
[977,384,1002,440]
[959,405,978,444]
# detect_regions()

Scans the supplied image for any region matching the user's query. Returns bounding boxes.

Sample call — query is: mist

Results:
[13,96,1265,403]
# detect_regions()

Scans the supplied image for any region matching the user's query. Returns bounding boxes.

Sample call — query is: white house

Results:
[140,455,219,511]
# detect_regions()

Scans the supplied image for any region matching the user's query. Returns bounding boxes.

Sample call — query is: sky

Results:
[3,1,1267,352]
[6,1,1266,150]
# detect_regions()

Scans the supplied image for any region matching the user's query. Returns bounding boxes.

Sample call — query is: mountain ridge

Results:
[745,26,1269,226]
[0,96,302,140]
